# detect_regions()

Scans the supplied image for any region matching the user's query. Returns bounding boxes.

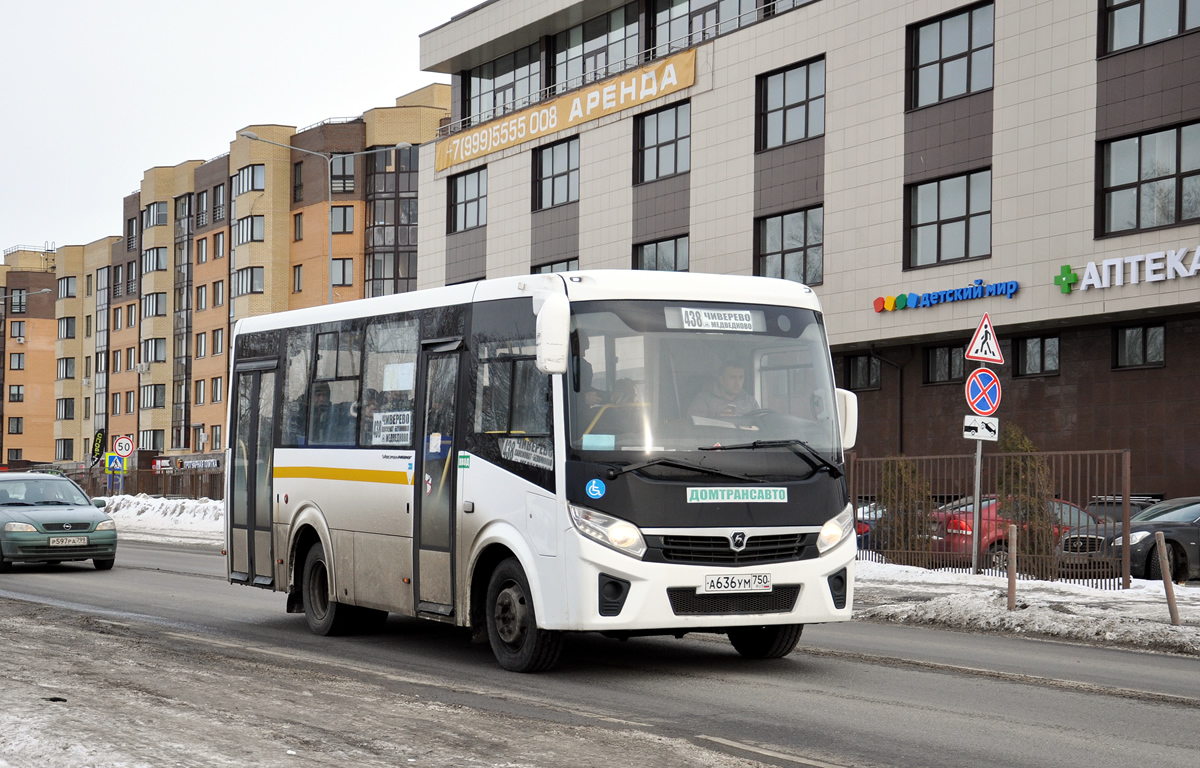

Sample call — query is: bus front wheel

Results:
[485,558,563,673]
[728,623,803,659]
[302,541,354,636]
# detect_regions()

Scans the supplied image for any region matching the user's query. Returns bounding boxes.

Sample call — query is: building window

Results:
[138,430,165,452]
[140,384,166,409]
[1105,0,1200,53]
[9,289,26,314]
[212,424,223,450]
[554,3,639,93]
[635,235,689,271]
[57,357,76,379]
[214,328,225,355]
[126,348,135,370]
[86,273,93,297]
[1101,122,1200,234]
[8,385,23,402]
[467,42,542,124]
[126,391,136,414]
[331,206,354,234]
[9,321,23,338]
[214,280,225,306]
[234,164,265,197]
[232,267,265,297]
[142,293,167,318]
[214,231,225,259]
[195,379,206,406]
[293,161,304,202]
[331,155,355,193]
[293,265,303,292]
[759,58,825,150]
[142,247,167,273]
[845,355,881,391]
[1115,325,1165,368]
[294,212,303,241]
[57,276,77,299]
[214,183,226,220]
[112,393,120,415]
[7,449,21,462]
[1016,337,1060,376]
[127,304,136,327]
[925,345,966,384]
[126,261,137,294]
[535,138,580,210]
[8,418,23,435]
[142,201,167,228]
[85,315,91,337]
[196,190,208,226]
[637,102,690,183]
[332,259,354,286]
[142,337,167,363]
[58,317,76,339]
[84,397,91,419]
[912,3,994,109]
[909,169,991,267]
[758,206,824,284]
[196,284,207,311]
[234,215,265,245]
[533,258,579,274]
[56,398,75,420]
[196,238,208,264]
[196,332,207,358]
[9,353,24,372]
[55,439,73,462]
[448,168,488,233]
[212,376,223,403]
[126,217,138,251]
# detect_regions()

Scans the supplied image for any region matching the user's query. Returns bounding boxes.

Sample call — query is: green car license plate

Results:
[49,536,88,547]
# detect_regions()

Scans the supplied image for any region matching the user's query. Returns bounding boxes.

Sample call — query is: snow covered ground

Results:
[103,494,1200,655]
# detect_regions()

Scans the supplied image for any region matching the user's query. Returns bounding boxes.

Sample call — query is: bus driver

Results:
[688,360,760,419]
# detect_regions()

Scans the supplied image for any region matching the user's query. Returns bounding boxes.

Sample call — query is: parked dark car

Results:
[1061,497,1200,582]
[0,472,116,571]
[1084,495,1162,522]
[929,495,1103,568]
[855,502,884,550]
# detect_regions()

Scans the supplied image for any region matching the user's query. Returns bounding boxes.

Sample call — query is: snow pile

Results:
[104,493,223,545]
[856,559,1200,654]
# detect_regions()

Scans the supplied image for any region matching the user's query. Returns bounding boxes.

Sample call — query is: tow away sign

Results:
[963,415,999,441]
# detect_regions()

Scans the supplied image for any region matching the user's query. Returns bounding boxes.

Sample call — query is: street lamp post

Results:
[238,131,412,305]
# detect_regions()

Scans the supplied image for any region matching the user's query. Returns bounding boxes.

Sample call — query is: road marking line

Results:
[697,735,849,767]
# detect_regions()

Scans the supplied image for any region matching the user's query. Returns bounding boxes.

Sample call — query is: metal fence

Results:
[65,467,225,501]
[847,450,1132,589]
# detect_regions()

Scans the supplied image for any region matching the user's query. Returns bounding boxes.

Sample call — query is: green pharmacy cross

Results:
[1054,264,1079,294]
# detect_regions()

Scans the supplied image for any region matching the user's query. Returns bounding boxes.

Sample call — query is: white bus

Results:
[226,270,858,672]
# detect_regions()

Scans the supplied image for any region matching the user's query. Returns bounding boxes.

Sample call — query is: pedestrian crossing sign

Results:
[965,313,1004,364]
[104,453,127,474]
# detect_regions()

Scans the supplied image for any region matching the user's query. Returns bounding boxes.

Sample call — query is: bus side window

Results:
[309,326,362,447]
[280,327,313,446]
[359,317,418,447]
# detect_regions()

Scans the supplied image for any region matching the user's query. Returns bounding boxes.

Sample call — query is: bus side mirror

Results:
[534,292,570,374]
[836,388,858,450]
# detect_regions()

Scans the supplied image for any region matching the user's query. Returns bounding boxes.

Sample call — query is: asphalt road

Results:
[3,541,1198,768]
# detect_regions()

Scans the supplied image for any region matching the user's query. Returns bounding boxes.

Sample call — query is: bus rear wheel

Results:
[302,541,354,636]
[728,623,803,659]
[485,558,563,673]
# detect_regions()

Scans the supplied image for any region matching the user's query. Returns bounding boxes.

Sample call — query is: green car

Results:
[0,472,117,571]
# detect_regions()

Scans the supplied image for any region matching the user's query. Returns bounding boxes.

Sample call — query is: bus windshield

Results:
[567,300,840,461]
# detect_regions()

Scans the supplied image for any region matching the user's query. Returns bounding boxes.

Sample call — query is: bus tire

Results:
[302,541,353,636]
[485,557,563,673]
[728,623,803,659]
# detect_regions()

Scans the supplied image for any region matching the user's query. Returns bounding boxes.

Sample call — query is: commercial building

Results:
[416,0,1200,497]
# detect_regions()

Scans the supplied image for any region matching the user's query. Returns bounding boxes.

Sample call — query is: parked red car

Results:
[928,495,1104,567]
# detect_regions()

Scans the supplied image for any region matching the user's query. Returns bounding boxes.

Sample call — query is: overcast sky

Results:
[0,0,480,254]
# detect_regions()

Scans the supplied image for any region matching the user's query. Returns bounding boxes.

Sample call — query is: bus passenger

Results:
[688,361,759,419]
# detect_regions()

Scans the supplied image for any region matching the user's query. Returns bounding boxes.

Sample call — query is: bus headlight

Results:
[568,504,646,559]
[817,507,854,554]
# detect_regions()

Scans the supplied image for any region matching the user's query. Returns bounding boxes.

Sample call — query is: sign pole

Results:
[971,434,983,574]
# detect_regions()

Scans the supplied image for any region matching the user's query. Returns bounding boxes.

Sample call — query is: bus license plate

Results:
[700,573,772,593]
[49,536,88,547]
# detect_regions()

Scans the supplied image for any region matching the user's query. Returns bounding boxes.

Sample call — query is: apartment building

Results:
[417,0,1200,496]
[30,84,449,466]
[0,247,58,463]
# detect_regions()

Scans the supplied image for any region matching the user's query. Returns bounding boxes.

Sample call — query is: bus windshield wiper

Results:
[699,439,843,479]
[605,456,763,483]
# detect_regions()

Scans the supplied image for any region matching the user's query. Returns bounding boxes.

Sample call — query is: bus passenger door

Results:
[229,364,277,588]
[414,349,460,616]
